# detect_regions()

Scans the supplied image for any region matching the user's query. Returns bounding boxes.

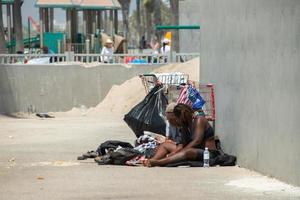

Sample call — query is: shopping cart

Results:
[139,73,216,129]
[139,73,189,94]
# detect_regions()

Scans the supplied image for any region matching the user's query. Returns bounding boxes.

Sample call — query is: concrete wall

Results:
[0,64,161,114]
[180,0,300,186]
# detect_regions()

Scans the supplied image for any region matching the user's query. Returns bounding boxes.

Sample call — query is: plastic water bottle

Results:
[203,147,210,168]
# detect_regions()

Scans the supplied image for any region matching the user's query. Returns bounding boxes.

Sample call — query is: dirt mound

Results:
[88,76,146,116]
[88,57,199,116]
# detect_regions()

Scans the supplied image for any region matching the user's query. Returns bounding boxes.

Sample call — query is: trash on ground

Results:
[36,177,44,180]
[36,113,55,118]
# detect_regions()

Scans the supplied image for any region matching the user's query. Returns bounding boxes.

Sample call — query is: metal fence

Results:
[0,52,199,65]
[67,43,86,54]
[0,54,67,64]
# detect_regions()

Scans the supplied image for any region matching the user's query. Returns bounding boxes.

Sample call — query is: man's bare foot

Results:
[143,159,159,167]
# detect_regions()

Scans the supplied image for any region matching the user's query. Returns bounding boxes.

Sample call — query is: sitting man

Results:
[165,102,182,144]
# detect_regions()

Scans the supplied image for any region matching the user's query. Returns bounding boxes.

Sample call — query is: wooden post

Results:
[6,4,11,42]
[63,34,66,52]
[91,34,94,53]
[109,10,113,36]
[49,8,54,32]
[85,39,90,54]
[83,10,87,36]
[66,9,71,43]
[97,10,102,31]
[44,8,49,32]
[114,9,118,34]
[104,10,107,33]
[71,9,77,43]
[86,10,91,35]
[39,8,44,48]
[57,40,61,53]
[92,10,96,34]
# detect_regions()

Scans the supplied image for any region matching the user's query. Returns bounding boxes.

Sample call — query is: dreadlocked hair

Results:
[173,103,194,127]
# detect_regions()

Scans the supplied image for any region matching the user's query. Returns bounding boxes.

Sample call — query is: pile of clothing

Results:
[77,135,237,167]
[77,133,165,166]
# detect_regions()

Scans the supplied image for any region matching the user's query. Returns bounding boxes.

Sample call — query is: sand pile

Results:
[88,76,146,116]
[88,57,199,116]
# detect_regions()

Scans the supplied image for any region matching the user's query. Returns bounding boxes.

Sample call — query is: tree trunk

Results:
[13,0,24,53]
[114,10,118,34]
[144,7,152,44]
[153,0,162,42]
[170,0,179,52]
[136,0,141,48]
[118,0,130,43]
[0,2,7,53]
[144,0,154,45]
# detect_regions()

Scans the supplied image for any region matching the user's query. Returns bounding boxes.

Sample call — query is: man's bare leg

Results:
[148,148,200,167]
[151,142,177,160]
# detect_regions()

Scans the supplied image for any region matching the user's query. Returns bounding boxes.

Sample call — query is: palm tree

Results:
[118,0,130,44]
[0,1,7,53]
[13,0,24,53]
[153,0,162,42]
[170,0,179,52]
[136,0,141,48]
[143,0,154,44]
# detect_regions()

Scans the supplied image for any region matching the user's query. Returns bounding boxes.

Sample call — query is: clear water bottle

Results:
[203,147,210,168]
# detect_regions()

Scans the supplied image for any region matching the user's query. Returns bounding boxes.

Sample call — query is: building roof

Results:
[35,0,121,10]
[1,0,15,4]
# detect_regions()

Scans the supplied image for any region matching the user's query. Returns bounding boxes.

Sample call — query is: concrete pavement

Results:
[0,114,299,200]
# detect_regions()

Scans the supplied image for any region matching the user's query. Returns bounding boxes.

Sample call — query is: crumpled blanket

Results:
[134,134,162,158]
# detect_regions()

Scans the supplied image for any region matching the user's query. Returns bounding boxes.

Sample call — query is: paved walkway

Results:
[0,114,299,200]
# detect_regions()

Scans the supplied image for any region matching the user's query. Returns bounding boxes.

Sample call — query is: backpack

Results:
[213,137,237,166]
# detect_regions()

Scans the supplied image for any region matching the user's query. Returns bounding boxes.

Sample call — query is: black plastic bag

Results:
[95,148,141,165]
[124,85,168,138]
[110,148,141,165]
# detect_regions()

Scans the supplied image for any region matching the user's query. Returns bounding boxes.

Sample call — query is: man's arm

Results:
[167,144,183,157]
[181,117,207,151]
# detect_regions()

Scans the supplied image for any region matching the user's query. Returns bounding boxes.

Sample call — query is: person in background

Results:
[160,38,171,63]
[140,35,147,50]
[101,38,114,63]
[151,37,160,54]
[160,38,171,55]
[42,46,55,54]
[150,37,160,63]
[42,46,55,63]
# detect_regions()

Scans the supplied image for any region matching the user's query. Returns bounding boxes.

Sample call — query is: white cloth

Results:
[27,57,50,64]
[101,46,114,62]
[160,45,170,55]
